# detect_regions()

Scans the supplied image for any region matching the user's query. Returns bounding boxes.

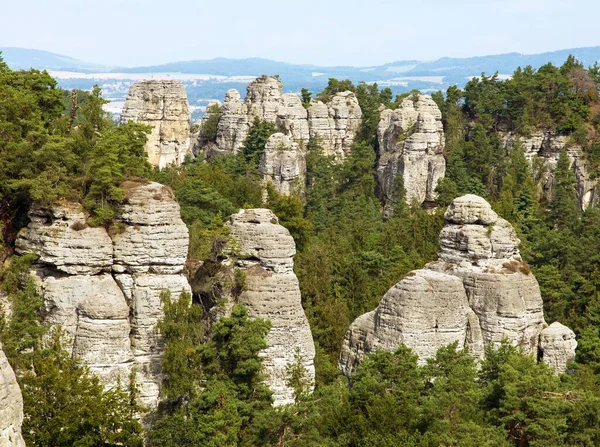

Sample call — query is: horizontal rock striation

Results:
[121,80,192,168]
[501,131,598,210]
[340,194,575,375]
[15,182,191,410]
[216,209,316,405]
[0,347,25,447]
[376,94,446,215]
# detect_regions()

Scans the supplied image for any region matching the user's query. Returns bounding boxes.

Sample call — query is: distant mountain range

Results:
[3,46,600,119]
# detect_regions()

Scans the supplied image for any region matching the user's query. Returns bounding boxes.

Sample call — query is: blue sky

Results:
[2,0,598,67]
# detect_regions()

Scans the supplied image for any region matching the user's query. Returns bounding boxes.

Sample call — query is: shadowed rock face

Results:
[197,76,361,161]
[121,80,192,168]
[340,194,575,376]
[501,131,598,210]
[15,182,191,411]
[205,209,316,406]
[0,347,25,447]
[376,94,446,215]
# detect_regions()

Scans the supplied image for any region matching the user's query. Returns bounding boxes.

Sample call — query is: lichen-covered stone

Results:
[225,209,316,405]
[260,133,306,197]
[539,322,577,373]
[376,94,445,214]
[0,346,25,447]
[121,80,192,168]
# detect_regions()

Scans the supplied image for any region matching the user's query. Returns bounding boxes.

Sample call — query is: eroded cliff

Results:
[15,182,191,410]
[0,346,25,447]
[339,194,576,376]
[121,80,192,168]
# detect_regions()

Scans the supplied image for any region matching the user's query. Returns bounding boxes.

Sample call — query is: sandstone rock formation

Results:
[539,322,577,373]
[501,131,598,210]
[376,94,446,215]
[340,194,575,376]
[196,76,361,160]
[307,91,362,159]
[15,182,191,410]
[121,80,192,168]
[0,346,25,447]
[259,133,306,197]
[199,209,316,406]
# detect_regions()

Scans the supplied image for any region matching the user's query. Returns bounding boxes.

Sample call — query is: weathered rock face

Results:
[377,95,446,215]
[0,347,25,447]
[340,194,574,375]
[539,322,577,373]
[259,133,306,197]
[339,269,472,376]
[307,92,362,159]
[15,182,191,410]
[224,209,316,405]
[121,80,192,168]
[197,76,361,161]
[501,131,598,210]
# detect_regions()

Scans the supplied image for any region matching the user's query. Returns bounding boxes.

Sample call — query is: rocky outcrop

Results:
[198,209,316,406]
[340,194,574,376]
[501,131,598,210]
[15,182,191,410]
[376,94,446,215]
[307,92,362,159]
[121,80,192,168]
[259,133,306,197]
[197,76,361,160]
[0,346,25,447]
[539,322,577,373]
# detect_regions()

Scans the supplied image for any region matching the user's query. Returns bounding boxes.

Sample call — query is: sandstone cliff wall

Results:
[121,80,192,168]
[0,346,25,447]
[376,94,446,215]
[15,182,191,410]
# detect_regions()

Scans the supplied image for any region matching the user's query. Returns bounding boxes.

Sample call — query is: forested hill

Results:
[4,52,600,446]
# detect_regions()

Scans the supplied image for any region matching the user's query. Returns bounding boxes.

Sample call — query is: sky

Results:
[2,0,599,67]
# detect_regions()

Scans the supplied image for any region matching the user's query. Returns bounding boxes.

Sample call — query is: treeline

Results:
[2,53,600,446]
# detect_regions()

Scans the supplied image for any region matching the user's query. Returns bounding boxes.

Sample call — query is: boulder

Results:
[0,347,25,447]
[539,322,577,373]
[376,94,446,215]
[121,80,192,168]
[260,133,306,197]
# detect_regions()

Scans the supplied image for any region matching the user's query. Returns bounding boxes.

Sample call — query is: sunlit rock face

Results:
[0,347,25,447]
[15,182,191,410]
[197,76,362,161]
[121,80,192,168]
[340,195,575,376]
[194,209,316,406]
[376,94,445,216]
